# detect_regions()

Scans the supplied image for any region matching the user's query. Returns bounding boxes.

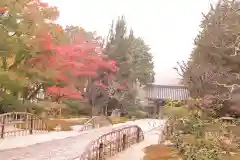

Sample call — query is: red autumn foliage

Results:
[119,85,127,89]
[0,7,8,13]
[39,2,49,7]
[95,81,105,87]
[46,85,81,99]
[27,31,117,100]
[55,24,63,32]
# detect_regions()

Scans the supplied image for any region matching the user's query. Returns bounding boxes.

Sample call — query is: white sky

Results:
[45,0,218,85]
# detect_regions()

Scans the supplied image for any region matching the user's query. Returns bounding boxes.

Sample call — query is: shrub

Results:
[167,105,240,160]
[63,100,91,116]
[165,99,183,107]
[163,105,190,119]
[127,110,148,119]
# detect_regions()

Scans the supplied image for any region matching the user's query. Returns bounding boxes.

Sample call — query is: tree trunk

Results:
[26,84,42,100]
[105,105,108,116]
[91,104,97,117]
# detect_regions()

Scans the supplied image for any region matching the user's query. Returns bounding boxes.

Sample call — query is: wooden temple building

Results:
[143,84,190,117]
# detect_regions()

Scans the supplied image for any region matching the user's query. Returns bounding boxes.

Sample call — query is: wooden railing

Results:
[0,112,47,138]
[76,125,144,160]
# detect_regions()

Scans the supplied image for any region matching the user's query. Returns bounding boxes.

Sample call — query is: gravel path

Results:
[0,119,161,160]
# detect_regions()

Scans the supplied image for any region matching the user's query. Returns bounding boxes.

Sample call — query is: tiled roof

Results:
[145,84,190,100]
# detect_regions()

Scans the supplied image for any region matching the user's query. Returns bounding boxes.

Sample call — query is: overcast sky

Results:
[45,0,218,85]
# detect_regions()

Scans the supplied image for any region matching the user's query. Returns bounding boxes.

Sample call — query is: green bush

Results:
[166,105,236,160]
[0,102,45,115]
[127,110,148,119]
[63,100,91,116]
[165,99,183,107]
[163,106,189,119]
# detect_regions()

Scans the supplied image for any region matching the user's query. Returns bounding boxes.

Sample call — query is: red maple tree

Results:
[27,31,117,101]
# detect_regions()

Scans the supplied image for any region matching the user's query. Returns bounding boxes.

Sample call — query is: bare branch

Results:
[231,73,240,79]
[212,81,240,93]
[173,67,183,77]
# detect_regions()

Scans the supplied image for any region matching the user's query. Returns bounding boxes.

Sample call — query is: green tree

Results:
[176,0,240,115]
[65,25,96,43]
[0,0,61,111]
[104,15,155,105]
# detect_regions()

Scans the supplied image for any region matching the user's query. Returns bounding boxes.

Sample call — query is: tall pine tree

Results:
[104,15,155,106]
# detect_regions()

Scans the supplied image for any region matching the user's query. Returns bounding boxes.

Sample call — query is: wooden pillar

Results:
[1,116,5,139]
[156,104,160,115]
[154,104,158,118]
[158,99,165,119]
[29,117,33,134]
[99,143,104,160]
[159,105,163,119]
[122,134,127,150]
[150,106,154,117]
